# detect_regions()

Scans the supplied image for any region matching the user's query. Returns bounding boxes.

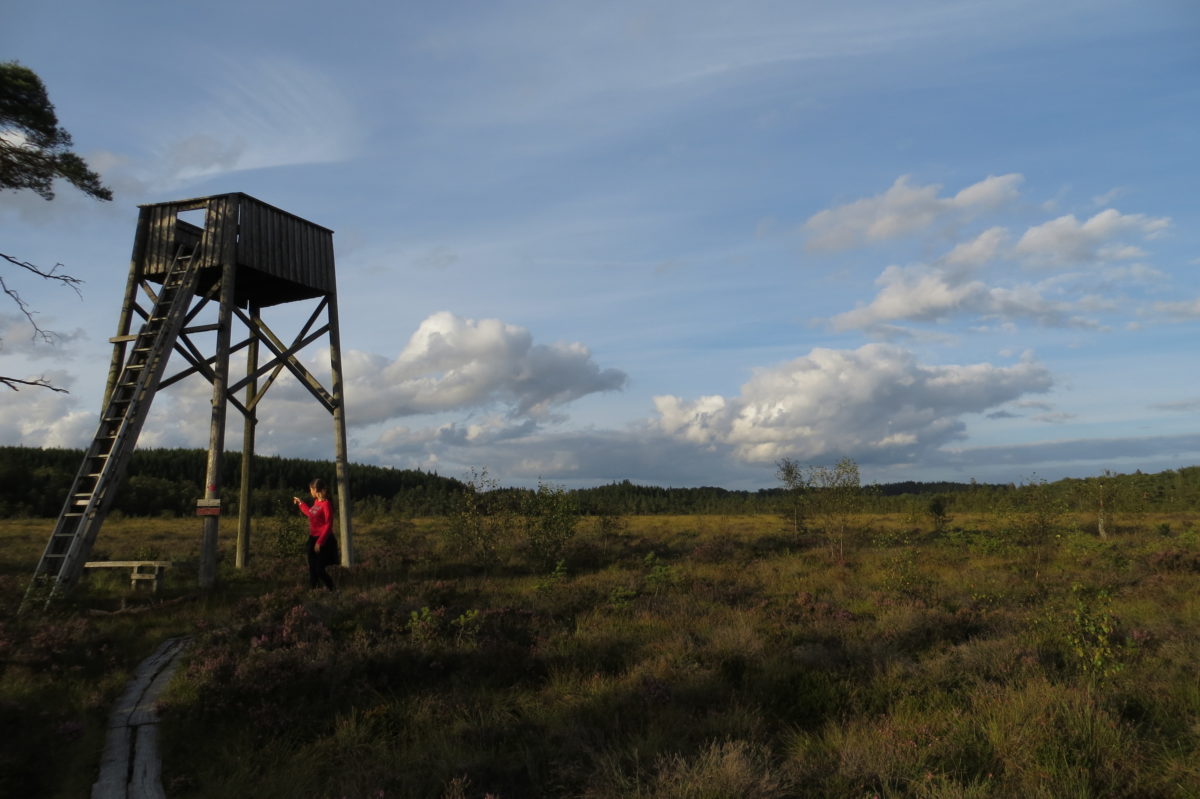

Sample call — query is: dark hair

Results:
[309,478,329,499]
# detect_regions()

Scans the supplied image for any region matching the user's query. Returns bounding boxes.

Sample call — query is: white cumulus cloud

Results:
[655,344,1053,464]
[341,311,627,424]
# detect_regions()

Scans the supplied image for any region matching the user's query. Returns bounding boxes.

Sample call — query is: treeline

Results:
[3,446,1199,519]
[0,446,465,518]
[881,468,1200,517]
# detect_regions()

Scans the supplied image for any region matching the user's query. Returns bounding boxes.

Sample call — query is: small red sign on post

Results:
[196,499,221,517]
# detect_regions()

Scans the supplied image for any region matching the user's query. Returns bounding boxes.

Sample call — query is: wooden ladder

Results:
[23,244,201,610]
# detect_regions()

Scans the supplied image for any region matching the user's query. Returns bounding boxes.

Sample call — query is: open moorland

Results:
[3,504,1200,798]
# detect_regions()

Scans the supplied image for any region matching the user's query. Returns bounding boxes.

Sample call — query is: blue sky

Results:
[2,0,1199,489]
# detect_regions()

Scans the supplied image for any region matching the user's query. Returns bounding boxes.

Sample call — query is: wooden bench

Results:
[83,561,172,592]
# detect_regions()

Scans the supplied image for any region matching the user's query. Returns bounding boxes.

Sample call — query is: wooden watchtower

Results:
[25,193,353,606]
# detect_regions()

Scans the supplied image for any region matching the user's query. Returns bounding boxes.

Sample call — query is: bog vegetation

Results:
[2,454,1200,797]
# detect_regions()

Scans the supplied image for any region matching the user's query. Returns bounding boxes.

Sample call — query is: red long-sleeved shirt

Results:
[298,499,333,548]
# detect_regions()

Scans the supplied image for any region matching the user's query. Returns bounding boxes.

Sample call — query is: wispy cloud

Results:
[932,433,1200,474]
[802,174,1023,251]
[1015,209,1169,266]
[1151,297,1200,319]
[828,264,1099,335]
[142,56,364,189]
[1151,398,1200,412]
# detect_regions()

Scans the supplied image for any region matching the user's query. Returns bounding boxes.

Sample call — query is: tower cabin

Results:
[134,192,335,306]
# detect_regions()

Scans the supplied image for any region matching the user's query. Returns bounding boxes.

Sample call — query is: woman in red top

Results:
[293,478,336,590]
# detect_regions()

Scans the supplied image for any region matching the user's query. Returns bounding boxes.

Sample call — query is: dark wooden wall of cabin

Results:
[135,193,335,307]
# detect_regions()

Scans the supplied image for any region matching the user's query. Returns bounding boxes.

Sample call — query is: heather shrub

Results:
[5,509,1200,797]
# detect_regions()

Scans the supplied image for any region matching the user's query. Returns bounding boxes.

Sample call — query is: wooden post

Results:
[104,208,150,409]
[198,261,236,588]
[236,304,260,569]
[327,291,354,567]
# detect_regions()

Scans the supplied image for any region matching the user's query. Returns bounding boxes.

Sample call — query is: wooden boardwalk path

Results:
[92,637,189,799]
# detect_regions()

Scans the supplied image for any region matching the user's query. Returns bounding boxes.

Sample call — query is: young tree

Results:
[521,480,579,572]
[1087,469,1143,538]
[1,60,111,391]
[1095,471,1114,539]
[807,457,862,563]
[927,494,952,534]
[775,456,809,537]
[446,467,514,568]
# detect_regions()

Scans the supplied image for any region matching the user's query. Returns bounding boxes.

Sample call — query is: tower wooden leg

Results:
[199,263,236,588]
[236,305,260,569]
[328,292,354,567]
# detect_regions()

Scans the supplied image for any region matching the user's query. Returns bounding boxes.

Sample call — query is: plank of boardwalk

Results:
[130,726,165,799]
[92,637,189,799]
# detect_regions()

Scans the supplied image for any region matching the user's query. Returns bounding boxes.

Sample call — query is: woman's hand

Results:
[292,496,301,505]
